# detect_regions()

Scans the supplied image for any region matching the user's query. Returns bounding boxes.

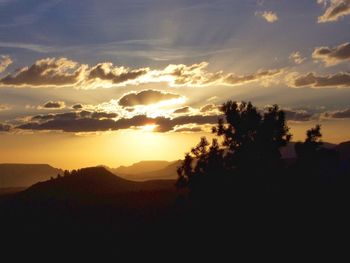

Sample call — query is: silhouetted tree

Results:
[295,125,323,161]
[63,170,70,177]
[294,125,339,188]
[177,101,291,197]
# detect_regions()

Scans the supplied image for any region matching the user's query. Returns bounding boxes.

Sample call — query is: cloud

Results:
[72,104,83,110]
[118,90,183,107]
[283,109,313,121]
[325,108,350,118]
[16,110,221,133]
[86,62,149,85]
[0,104,11,111]
[173,106,191,114]
[206,96,219,102]
[223,68,285,86]
[0,123,11,132]
[38,101,66,110]
[200,104,218,112]
[0,55,12,73]
[256,11,279,23]
[31,110,118,122]
[0,57,86,87]
[289,52,306,64]
[153,115,221,133]
[286,72,350,88]
[318,0,350,23]
[173,126,203,133]
[0,57,285,88]
[14,102,316,134]
[312,42,350,66]
[90,111,118,119]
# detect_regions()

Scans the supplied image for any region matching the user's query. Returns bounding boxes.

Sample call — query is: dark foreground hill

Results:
[0,166,180,251]
[0,163,62,188]
[22,166,175,198]
[0,165,349,256]
[335,141,350,161]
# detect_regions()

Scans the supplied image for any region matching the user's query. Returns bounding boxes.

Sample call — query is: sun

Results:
[141,124,157,132]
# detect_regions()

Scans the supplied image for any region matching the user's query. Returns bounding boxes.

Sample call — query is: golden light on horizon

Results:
[141,124,158,132]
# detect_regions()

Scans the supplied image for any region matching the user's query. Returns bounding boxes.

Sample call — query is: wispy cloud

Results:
[0,41,57,53]
[0,55,12,72]
[289,52,306,64]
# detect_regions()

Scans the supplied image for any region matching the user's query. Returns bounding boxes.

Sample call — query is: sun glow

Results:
[141,124,158,132]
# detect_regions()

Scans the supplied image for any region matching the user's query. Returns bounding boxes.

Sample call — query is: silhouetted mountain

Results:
[280,142,336,159]
[22,166,175,199]
[0,163,62,188]
[113,160,173,175]
[0,187,26,196]
[335,141,350,161]
[127,160,182,181]
[109,160,181,181]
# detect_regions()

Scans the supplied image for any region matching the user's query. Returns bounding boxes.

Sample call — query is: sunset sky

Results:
[1,0,350,169]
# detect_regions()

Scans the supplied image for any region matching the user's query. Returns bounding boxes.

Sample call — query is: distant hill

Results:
[0,164,62,188]
[109,141,342,181]
[22,166,175,198]
[280,142,336,159]
[108,160,180,181]
[113,160,173,175]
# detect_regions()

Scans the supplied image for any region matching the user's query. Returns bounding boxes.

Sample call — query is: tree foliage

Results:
[177,101,292,195]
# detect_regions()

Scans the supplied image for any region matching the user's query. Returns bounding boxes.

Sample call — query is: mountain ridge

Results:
[0,163,62,188]
[21,166,175,199]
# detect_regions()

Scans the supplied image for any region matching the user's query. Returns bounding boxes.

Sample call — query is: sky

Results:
[0,0,350,169]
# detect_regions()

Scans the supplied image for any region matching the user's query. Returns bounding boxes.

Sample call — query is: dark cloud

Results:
[91,112,118,119]
[31,113,56,121]
[72,104,83,110]
[31,112,78,122]
[18,118,117,132]
[40,101,66,109]
[17,104,315,133]
[312,42,350,66]
[0,58,85,87]
[0,123,10,132]
[326,108,350,118]
[174,126,203,133]
[284,109,313,122]
[17,104,314,133]
[118,90,182,107]
[318,0,350,23]
[17,112,221,133]
[173,106,190,114]
[223,69,284,86]
[288,72,350,88]
[79,110,92,118]
[31,110,117,122]
[153,115,221,132]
